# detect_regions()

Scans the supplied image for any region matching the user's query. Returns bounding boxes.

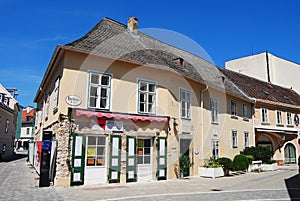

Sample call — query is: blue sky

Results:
[1,0,299,107]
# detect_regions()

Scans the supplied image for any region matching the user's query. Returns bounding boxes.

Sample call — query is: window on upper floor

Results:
[287,112,293,125]
[276,110,283,125]
[5,119,9,133]
[261,108,268,123]
[232,130,238,148]
[243,104,248,119]
[26,128,30,135]
[138,80,156,114]
[88,72,112,110]
[180,88,191,119]
[53,77,60,113]
[231,100,237,117]
[210,98,218,124]
[212,140,219,160]
[244,131,249,148]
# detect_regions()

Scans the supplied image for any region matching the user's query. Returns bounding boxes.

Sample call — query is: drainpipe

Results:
[200,85,208,166]
[252,98,257,146]
[266,51,271,82]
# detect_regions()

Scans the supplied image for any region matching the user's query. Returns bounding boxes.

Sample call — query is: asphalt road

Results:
[1,152,299,201]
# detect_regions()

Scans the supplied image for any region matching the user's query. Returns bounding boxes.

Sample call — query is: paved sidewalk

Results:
[1,154,299,201]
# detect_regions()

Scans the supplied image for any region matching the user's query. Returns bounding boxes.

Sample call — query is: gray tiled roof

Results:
[65,17,251,102]
[219,68,300,107]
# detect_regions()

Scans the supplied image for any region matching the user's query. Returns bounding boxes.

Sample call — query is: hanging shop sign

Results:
[66,95,81,106]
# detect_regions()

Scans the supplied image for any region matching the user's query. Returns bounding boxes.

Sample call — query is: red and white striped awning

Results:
[75,110,168,123]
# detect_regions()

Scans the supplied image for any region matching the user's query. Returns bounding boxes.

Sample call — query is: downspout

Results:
[266,51,271,82]
[252,98,257,146]
[200,85,208,166]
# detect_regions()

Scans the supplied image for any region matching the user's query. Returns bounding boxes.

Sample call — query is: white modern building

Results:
[225,52,300,94]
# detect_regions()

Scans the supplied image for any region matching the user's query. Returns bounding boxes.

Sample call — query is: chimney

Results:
[127,17,138,34]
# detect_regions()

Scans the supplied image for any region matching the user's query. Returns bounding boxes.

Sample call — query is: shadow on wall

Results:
[285,173,300,200]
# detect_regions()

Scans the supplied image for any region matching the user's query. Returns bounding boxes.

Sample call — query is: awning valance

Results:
[75,110,168,123]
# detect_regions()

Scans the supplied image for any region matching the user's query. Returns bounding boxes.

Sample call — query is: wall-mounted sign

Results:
[66,95,81,106]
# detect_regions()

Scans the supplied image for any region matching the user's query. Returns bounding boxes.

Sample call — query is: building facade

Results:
[220,68,300,165]
[15,106,35,150]
[0,84,19,161]
[225,52,300,94]
[34,17,255,186]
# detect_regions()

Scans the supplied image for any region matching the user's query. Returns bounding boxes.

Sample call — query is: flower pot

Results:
[198,167,224,179]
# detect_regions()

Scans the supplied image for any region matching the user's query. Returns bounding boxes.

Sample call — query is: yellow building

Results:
[34,17,254,186]
[221,68,300,165]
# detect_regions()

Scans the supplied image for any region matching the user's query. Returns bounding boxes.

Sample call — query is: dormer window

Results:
[0,93,4,103]
[173,57,184,66]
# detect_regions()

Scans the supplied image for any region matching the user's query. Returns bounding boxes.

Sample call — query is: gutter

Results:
[200,85,208,166]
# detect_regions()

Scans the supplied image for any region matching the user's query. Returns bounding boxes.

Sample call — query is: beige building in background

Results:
[225,52,300,94]
[34,17,255,186]
[220,68,300,165]
[0,84,19,161]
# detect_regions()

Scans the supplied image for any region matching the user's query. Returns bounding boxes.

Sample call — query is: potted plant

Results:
[216,157,233,176]
[261,159,278,171]
[198,158,224,178]
[179,154,193,178]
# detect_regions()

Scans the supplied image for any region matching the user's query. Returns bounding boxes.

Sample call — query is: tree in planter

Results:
[216,157,233,176]
[179,154,193,177]
[233,154,249,171]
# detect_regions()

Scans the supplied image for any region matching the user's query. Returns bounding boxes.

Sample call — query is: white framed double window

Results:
[232,130,238,148]
[212,140,219,160]
[287,112,293,125]
[210,98,218,124]
[180,88,191,119]
[138,79,157,114]
[244,131,249,148]
[243,104,248,119]
[261,108,268,123]
[276,110,283,124]
[231,100,237,117]
[53,77,60,113]
[88,72,112,110]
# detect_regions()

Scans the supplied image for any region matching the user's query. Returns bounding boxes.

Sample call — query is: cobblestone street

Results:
[1,153,300,201]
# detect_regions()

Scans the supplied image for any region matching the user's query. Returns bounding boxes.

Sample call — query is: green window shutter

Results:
[109,135,121,183]
[126,136,137,182]
[157,137,167,180]
[70,133,86,186]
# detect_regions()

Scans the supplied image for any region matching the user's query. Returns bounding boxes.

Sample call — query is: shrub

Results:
[267,159,277,164]
[233,154,249,171]
[245,155,254,164]
[179,154,193,176]
[241,146,274,163]
[216,157,233,171]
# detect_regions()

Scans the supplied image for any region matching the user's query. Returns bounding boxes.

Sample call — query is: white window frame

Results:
[231,100,237,117]
[244,131,249,148]
[212,140,219,160]
[287,112,293,125]
[137,79,157,114]
[53,77,60,113]
[210,98,218,124]
[243,104,248,119]
[232,130,238,148]
[88,72,112,110]
[276,110,283,125]
[261,108,268,123]
[179,88,191,119]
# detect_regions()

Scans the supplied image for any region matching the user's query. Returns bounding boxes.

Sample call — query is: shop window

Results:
[86,136,106,166]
